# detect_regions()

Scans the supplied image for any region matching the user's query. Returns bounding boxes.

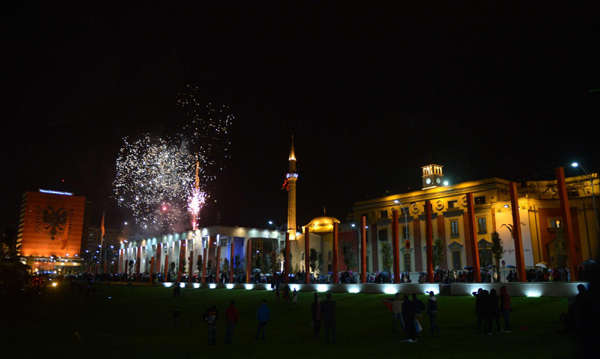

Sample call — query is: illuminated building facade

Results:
[118,226,285,281]
[18,189,88,271]
[352,165,599,273]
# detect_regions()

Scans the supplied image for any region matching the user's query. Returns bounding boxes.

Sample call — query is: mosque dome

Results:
[304,216,341,234]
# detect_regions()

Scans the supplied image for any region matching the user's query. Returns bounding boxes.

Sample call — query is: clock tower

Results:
[422,164,444,189]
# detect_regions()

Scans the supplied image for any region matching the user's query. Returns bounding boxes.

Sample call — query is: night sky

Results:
[2,1,599,237]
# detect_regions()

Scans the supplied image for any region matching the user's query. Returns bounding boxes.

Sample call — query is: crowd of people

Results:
[196,289,338,345]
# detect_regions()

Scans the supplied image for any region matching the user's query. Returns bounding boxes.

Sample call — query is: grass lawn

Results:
[0,283,581,358]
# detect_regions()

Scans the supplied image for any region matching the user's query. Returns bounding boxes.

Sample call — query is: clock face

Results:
[436,178,441,184]
[425,178,431,185]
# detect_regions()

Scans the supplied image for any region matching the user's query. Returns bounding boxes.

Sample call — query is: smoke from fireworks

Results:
[113,87,233,233]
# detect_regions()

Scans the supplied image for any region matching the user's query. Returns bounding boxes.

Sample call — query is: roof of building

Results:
[304,216,341,234]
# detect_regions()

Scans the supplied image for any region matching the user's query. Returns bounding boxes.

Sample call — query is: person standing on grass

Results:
[402,294,417,342]
[311,296,323,338]
[412,294,425,335]
[380,293,405,334]
[224,301,239,345]
[486,289,501,334]
[255,299,271,342]
[203,304,219,345]
[283,284,291,304]
[499,286,512,333]
[427,291,441,335]
[473,288,485,333]
[321,293,337,344]
[293,288,298,304]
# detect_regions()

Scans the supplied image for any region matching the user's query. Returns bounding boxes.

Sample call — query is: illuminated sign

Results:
[39,189,73,196]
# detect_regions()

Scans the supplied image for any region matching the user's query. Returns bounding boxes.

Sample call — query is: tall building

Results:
[285,136,298,240]
[18,189,87,271]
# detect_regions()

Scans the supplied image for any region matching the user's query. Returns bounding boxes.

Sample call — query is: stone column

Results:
[304,226,310,283]
[509,182,527,282]
[230,241,235,284]
[246,238,252,284]
[392,209,400,283]
[361,215,367,283]
[466,193,482,283]
[425,200,434,283]
[333,222,339,284]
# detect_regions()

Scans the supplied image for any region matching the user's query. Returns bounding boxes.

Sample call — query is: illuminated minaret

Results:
[286,136,298,240]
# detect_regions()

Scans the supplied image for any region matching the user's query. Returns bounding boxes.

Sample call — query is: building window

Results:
[451,221,459,236]
[301,252,304,260]
[550,219,561,228]
[403,226,410,239]
[474,196,486,205]
[452,251,461,269]
[478,241,492,267]
[380,210,388,218]
[477,218,487,234]
[448,200,458,209]
[378,229,388,241]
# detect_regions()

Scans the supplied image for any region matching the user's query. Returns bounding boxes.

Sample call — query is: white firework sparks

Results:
[113,86,234,233]
[113,134,197,231]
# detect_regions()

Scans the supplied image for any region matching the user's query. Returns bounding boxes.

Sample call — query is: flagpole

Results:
[100,213,106,269]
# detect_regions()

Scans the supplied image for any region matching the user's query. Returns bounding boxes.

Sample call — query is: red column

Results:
[124,250,128,278]
[177,242,183,283]
[164,254,169,282]
[103,261,107,274]
[425,200,434,283]
[333,222,339,284]
[230,241,235,283]
[202,248,208,283]
[392,209,400,283]
[118,249,123,273]
[246,238,252,283]
[215,244,221,283]
[556,168,578,281]
[188,248,194,284]
[509,182,527,282]
[156,243,162,275]
[284,233,290,284]
[304,226,310,283]
[136,247,141,278]
[466,193,482,283]
[361,215,367,283]
[149,256,154,283]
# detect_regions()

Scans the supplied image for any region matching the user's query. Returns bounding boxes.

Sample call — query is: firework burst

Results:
[113,134,197,231]
[113,86,234,233]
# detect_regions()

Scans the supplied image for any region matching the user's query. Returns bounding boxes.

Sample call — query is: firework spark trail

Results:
[188,161,206,230]
[177,85,234,186]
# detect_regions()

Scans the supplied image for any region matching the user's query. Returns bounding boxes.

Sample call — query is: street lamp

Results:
[572,162,599,236]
